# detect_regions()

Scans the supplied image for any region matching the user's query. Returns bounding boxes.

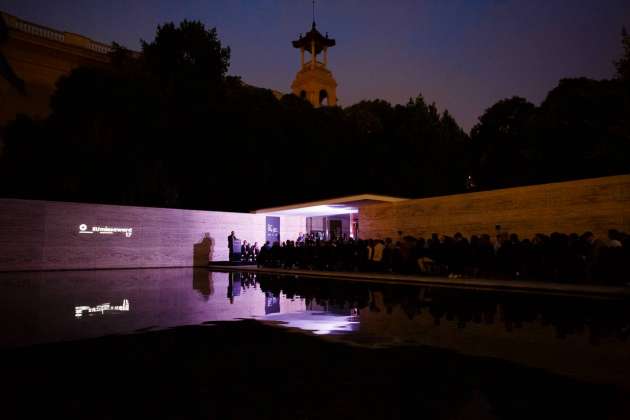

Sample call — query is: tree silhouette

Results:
[470,97,536,188]
[2,19,627,211]
[614,27,630,81]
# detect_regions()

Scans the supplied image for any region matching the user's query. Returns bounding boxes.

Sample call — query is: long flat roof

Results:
[253,194,409,217]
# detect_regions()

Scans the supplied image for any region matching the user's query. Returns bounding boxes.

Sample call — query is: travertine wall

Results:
[360,175,630,240]
[0,199,305,271]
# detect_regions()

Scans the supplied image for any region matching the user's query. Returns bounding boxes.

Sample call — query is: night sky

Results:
[2,0,628,131]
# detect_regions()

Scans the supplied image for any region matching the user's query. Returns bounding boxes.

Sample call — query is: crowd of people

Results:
[249,229,628,285]
[237,240,260,263]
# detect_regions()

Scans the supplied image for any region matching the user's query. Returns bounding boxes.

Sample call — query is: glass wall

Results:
[305,214,352,240]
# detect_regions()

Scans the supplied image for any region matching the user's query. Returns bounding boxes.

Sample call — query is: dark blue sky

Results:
[2,0,628,131]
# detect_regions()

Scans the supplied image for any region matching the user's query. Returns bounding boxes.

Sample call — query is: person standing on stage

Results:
[228,231,237,261]
[241,240,249,262]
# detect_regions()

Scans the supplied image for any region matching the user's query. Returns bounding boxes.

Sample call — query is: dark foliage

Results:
[1,20,628,211]
[470,97,537,188]
[470,78,630,189]
[615,27,630,81]
[0,20,469,211]
[468,27,630,189]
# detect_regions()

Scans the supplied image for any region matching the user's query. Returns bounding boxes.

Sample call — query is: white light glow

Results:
[75,299,130,318]
[264,205,359,217]
[264,311,360,335]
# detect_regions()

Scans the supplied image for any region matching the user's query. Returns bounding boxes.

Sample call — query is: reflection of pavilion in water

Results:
[264,310,360,335]
[227,271,360,335]
[249,271,630,387]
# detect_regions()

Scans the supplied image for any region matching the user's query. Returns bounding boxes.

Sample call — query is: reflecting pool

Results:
[1,268,630,419]
[1,268,629,387]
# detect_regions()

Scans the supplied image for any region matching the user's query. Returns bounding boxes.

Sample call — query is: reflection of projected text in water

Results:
[75,299,130,318]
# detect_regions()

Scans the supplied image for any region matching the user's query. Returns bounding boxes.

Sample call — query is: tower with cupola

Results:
[291,5,337,107]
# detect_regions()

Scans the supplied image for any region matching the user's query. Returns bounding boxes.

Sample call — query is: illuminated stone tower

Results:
[291,12,337,107]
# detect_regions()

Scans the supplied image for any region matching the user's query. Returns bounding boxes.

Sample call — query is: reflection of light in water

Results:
[264,311,360,335]
[75,299,130,318]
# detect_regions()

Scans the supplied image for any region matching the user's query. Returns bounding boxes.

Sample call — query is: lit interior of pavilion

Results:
[254,194,408,240]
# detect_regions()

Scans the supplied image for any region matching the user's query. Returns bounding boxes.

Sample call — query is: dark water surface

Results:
[1,268,629,419]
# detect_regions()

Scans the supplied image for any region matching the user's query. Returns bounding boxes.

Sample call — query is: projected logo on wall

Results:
[79,224,133,237]
[75,299,130,318]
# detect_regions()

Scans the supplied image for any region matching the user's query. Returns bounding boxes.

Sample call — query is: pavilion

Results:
[253,194,409,239]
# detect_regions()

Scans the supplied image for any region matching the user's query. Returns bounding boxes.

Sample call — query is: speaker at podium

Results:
[230,239,242,262]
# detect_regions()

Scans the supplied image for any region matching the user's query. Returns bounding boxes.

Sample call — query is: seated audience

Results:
[249,228,629,285]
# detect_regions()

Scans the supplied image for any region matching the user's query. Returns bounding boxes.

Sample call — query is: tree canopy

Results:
[1,20,628,211]
[470,77,630,189]
[469,29,630,189]
[614,27,630,81]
